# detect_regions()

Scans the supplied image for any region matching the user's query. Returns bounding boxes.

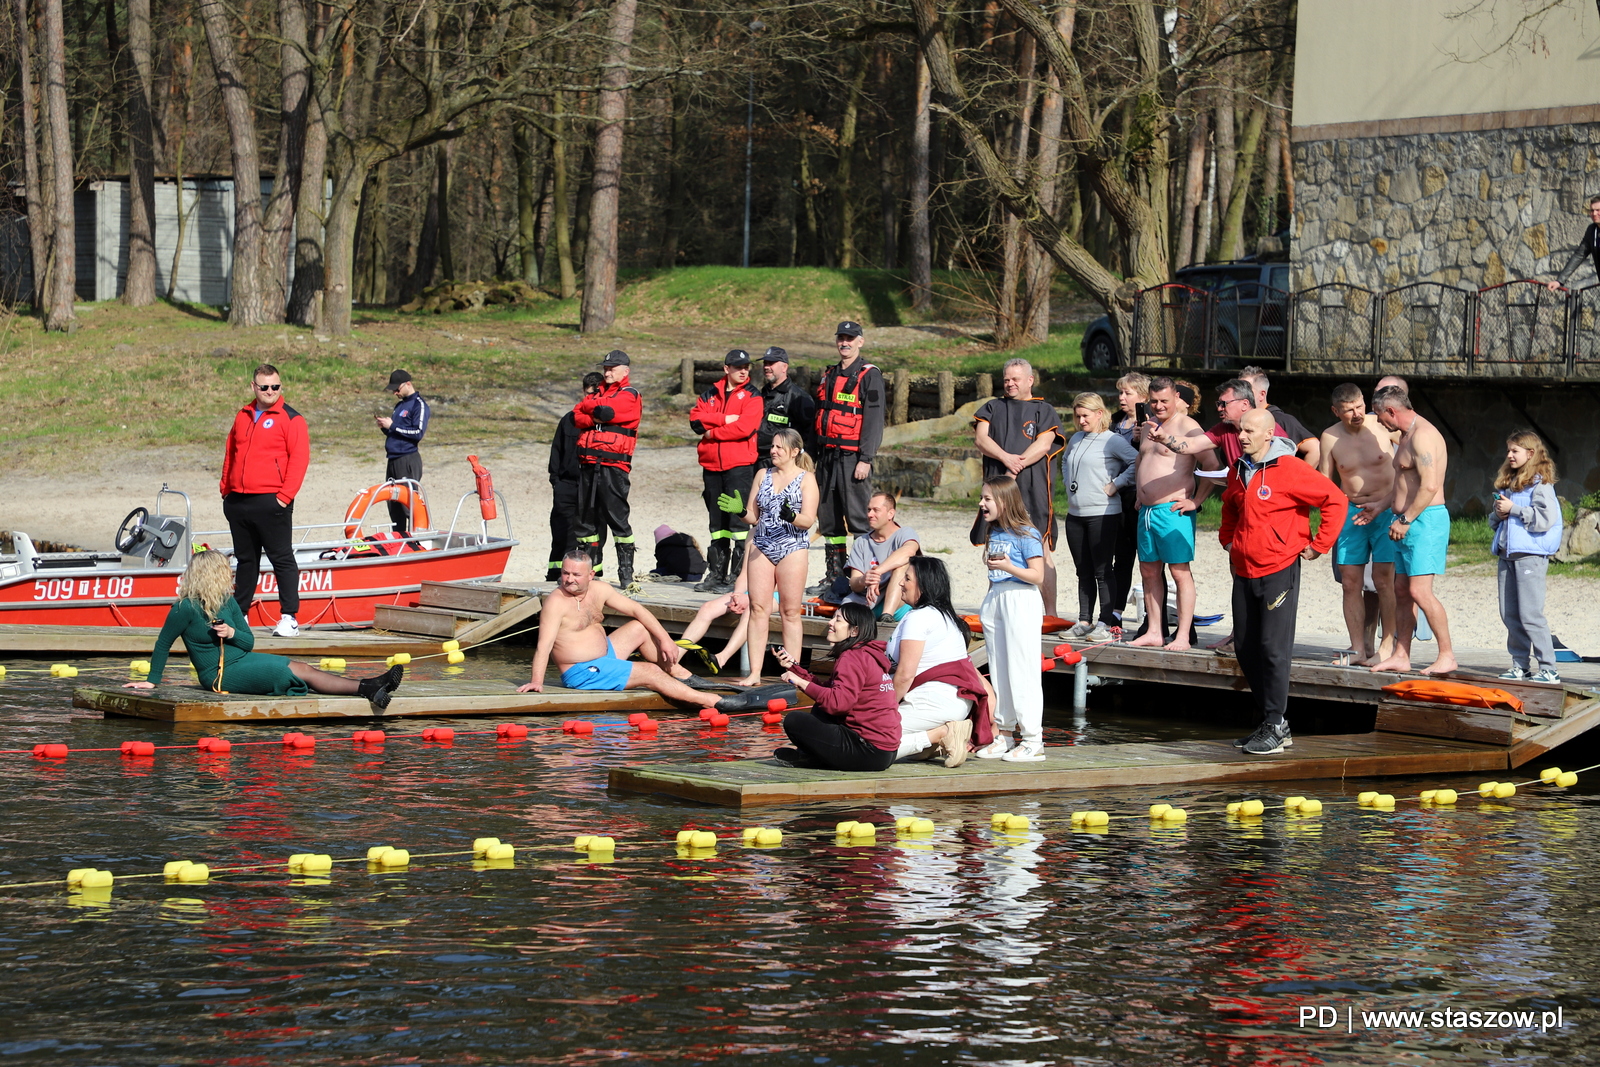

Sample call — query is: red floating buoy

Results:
[572,721,595,736]
[765,697,787,712]
[197,737,220,751]
[282,732,304,746]
[207,739,231,753]
[633,718,658,732]
[560,720,576,734]
[499,724,528,740]
[121,741,155,757]
[32,743,67,759]
[1040,657,1057,672]
[1061,650,1082,666]
[290,736,316,750]
[627,713,648,724]
[423,727,455,743]
[761,712,783,725]
[709,713,730,727]
[1052,642,1072,658]
[698,708,717,721]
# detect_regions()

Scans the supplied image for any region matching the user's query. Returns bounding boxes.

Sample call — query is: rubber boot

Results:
[694,539,729,593]
[808,542,845,597]
[616,544,636,588]
[584,539,604,577]
[357,665,404,710]
[714,538,745,596]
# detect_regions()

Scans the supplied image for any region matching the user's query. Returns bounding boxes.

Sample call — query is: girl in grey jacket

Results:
[1489,431,1563,683]
[1061,392,1140,638]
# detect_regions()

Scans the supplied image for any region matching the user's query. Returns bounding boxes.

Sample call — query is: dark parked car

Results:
[1081,259,1292,370]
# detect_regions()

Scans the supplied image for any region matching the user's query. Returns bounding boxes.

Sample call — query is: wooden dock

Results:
[0,623,443,658]
[73,677,677,722]
[609,733,1516,808]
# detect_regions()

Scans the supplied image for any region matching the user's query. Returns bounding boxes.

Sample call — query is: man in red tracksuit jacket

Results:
[573,350,644,586]
[688,349,765,594]
[1220,407,1348,755]
[220,363,310,635]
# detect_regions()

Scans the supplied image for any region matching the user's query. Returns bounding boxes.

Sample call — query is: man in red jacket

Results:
[220,363,310,635]
[573,350,643,586]
[688,349,764,594]
[1220,407,1348,755]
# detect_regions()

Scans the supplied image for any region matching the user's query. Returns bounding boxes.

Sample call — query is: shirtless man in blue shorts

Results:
[518,550,722,706]
[1132,377,1218,650]
[1318,382,1397,665]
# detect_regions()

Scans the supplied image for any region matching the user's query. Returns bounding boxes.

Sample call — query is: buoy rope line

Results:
[7,767,1595,896]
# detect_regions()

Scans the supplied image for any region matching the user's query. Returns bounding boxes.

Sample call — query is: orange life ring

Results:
[344,483,430,539]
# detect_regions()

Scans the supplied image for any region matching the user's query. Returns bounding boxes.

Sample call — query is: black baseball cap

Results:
[599,350,630,367]
[724,349,752,367]
[836,321,864,338]
[762,346,789,363]
[384,369,412,390]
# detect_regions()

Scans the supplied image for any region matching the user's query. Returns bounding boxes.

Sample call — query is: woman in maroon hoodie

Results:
[773,601,900,770]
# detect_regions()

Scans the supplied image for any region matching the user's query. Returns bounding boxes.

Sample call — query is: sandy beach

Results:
[9,437,1600,660]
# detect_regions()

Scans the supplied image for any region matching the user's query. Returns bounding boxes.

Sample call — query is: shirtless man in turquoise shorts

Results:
[1132,378,1218,650]
[519,550,722,707]
[1318,382,1397,665]
[1366,386,1456,675]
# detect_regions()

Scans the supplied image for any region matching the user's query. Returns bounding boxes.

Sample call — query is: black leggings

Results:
[1110,487,1138,621]
[1064,513,1122,625]
[783,711,896,771]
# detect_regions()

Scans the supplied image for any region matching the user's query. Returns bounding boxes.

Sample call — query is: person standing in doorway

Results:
[811,321,886,594]
[375,369,430,536]
[547,372,604,582]
[756,347,816,467]
[689,349,764,594]
[220,363,309,636]
[972,358,1064,617]
[572,350,642,586]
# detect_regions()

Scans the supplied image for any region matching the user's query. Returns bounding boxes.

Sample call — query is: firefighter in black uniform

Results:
[810,321,886,595]
[546,372,604,582]
[756,347,816,469]
[573,351,643,586]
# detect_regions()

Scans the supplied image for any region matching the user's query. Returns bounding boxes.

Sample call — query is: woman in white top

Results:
[889,556,983,767]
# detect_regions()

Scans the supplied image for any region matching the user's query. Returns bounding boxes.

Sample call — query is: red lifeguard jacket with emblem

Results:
[574,380,642,471]
[815,360,877,452]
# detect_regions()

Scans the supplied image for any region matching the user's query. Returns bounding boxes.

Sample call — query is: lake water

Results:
[0,655,1595,1065]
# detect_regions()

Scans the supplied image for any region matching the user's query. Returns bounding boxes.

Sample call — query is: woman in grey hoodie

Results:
[1489,431,1563,683]
[1061,392,1140,640]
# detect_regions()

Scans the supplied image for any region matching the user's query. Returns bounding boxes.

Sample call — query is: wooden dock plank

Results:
[1507,696,1600,766]
[0,624,441,658]
[73,679,676,722]
[609,732,1513,807]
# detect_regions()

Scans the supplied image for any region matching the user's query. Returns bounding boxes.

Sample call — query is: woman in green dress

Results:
[123,550,404,706]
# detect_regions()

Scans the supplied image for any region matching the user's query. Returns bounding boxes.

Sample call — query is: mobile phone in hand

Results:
[1136,401,1150,425]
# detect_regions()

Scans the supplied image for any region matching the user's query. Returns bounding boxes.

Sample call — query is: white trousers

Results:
[896,681,974,757]
[981,582,1044,742]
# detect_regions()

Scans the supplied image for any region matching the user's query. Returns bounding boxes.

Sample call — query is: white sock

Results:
[897,731,930,759]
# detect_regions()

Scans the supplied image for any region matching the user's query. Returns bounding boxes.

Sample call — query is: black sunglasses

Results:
[255,383,282,392]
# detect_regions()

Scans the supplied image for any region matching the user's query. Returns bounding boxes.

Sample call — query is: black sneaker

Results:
[1232,725,1294,750]
[1242,721,1292,755]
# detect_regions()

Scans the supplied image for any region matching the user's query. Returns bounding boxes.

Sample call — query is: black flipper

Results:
[714,683,797,713]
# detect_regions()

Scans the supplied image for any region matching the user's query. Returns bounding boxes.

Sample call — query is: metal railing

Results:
[1131,278,1600,377]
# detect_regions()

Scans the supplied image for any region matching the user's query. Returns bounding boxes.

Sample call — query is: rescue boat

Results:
[0,456,517,629]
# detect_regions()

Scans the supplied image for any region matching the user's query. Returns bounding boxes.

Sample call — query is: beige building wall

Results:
[1296,0,1600,134]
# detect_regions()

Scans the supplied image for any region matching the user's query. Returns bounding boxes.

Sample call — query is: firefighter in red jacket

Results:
[1220,407,1349,756]
[688,349,765,594]
[573,350,643,586]
[810,321,886,595]
[219,363,310,635]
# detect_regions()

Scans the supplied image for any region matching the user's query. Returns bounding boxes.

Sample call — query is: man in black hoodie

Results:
[546,373,604,582]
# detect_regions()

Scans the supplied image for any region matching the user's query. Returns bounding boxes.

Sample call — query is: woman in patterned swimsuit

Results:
[728,428,819,686]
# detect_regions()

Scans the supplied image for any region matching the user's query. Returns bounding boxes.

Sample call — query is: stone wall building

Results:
[1291,1,1600,294]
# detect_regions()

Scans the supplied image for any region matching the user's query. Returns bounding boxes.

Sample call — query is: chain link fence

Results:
[1289,284,1376,375]
[1131,284,1209,371]
[1475,281,1569,376]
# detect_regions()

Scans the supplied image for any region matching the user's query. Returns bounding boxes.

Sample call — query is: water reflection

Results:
[0,654,1594,1063]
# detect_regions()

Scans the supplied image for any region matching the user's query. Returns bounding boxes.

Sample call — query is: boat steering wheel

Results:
[116,507,150,553]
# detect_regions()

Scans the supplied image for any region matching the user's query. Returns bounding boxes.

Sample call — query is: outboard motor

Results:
[119,512,187,566]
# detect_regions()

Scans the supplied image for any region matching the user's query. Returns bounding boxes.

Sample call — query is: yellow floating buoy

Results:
[1540,767,1563,783]
[1162,808,1188,822]
[391,653,411,665]
[906,819,935,834]
[163,860,189,878]
[176,863,209,882]
[293,854,333,872]
[754,828,783,846]
[1284,796,1306,809]
[573,836,594,851]
[1419,789,1437,802]
[848,822,876,838]
[472,837,501,857]
[1358,791,1379,806]
[447,650,466,664]
[130,660,150,674]
[377,849,410,867]
[1149,804,1172,818]
[1434,789,1459,804]
[742,827,761,841]
[367,846,394,862]
[895,816,916,830]
[990,812,1013,827]
[836,821,859,836]
[320,658,346,670]
[688,831,717,849]
[485,843,515,860]
[1478,781,1500,797]
[1069,811,1087,825]
[1297,799,1323,815]
[1083,811,1110,827]
[1372,794,1396,808]
[1557,772,1578,788]
[441,640,461,653]
[1493,782,1516,798]
[1225,802,1242,815]
[1003,815,1030,831]
[582,838,613,854]
[79,870,113,888]
[1239,800,1266,817]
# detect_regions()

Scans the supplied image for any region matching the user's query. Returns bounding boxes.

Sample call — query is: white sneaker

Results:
[1002,740,1047,762]
[974,736,1015,759]
[1066,620,1094,638]
[273,615,300,637]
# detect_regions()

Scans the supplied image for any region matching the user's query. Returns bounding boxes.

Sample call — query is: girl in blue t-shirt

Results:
[975,475,1047,761]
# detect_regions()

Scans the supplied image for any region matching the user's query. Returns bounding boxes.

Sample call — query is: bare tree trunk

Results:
[1022,0,1076,344]
[403,156,442,301]
[513,124,540,283]
[323,151,372,336]
[1175,108,1208,269]
[873,46,897,270]
[908,51,932,311]
[259,0,314,322]
[14,0,46,310]
[579,0,638,333]
[1196,137,1217,265]
[41,0,75,331]
[435,143,454,281]
[1218,103,1265,262]
[1258,83,1284,241]
[1211,86,1235,261]
[120,0,156,305]
[995,34,1035,348]
[551,91,575,298]
[657,81,686,268]
[354,160,387,305]
[799,125,820,265]
[287,5,327,325]
[833,58,867,269]
[198,0,265,325]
